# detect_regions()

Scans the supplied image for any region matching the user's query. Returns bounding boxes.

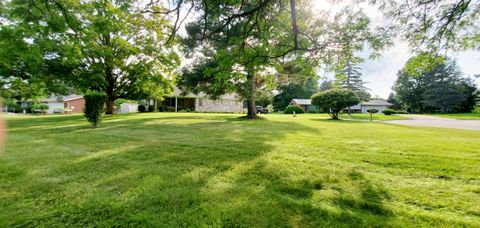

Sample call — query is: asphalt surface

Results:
[387,115,480,130]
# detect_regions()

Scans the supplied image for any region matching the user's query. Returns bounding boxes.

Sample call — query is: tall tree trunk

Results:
[106,98,115,114]
[246,72,258,119]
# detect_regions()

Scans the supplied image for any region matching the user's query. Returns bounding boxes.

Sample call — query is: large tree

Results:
[393,53,477,113]
[179,1,318,118]
[371,0,480,51]
[273,76,318,111]
[0,0,74,101]
[179,1,389,118]
[67,0,180,114]
[1,0,180,114]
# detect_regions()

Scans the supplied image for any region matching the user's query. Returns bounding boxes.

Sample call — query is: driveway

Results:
[387,115,480,130]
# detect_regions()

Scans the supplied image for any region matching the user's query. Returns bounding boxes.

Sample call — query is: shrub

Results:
[138,105,146,112]
[367,109,379,114]
[382,109,397,115]
[396,110,409,114]
[39,104,49,114]
[148,105,154,112]
[84,91,107,127]
[311,89,360,119]
[284,105,304,114]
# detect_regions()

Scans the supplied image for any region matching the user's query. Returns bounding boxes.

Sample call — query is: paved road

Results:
[387,115,480,130]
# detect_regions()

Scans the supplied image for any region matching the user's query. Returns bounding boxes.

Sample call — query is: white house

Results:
[349,99,392,113]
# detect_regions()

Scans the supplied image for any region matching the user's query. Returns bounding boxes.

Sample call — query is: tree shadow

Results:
[1,113,321,226]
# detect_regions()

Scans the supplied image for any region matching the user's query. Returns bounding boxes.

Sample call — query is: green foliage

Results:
[83,91,107,127]
[284,105,304,114]
[402,53,445,78]
[256,91,274,108]
[387,92,403,110]
[382,109,396,115]
[394,54,477,113]
[335,61,370,102]
[311,89,360,119]
[373,0,480,51]
[273,77,319,111]
[138,105,146,113]
[367,109,379,114]
[1,0,179,114]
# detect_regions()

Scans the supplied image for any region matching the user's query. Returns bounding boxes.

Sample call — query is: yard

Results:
[1,113,479,227]
[428,113,480,120]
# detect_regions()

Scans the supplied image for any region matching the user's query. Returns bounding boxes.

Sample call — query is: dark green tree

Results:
[1,0,180,114]
[387,92,402,110]
[273,76,318,111]
[179,1,388,119]
[311,89,360,119]
[393,53,477,113]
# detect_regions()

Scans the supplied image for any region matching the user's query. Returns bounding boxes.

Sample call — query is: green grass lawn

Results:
[339,113,408,121]
[428,113,480,120]
[1,113,479,227]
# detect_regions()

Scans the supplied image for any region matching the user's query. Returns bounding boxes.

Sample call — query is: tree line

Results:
[0,0,478,122]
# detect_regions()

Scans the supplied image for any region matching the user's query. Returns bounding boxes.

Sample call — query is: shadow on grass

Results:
[2,113,395,226]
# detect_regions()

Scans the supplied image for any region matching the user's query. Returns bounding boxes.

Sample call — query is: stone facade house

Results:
[161,87,243,113]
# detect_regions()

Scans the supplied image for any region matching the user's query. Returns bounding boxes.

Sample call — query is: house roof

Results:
[360,99,392,106]
[172,86,239,100]
[291,99,311,105]
[63,94,83,101]
[39,94,83,103]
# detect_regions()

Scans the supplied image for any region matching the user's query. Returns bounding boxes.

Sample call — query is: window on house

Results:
[198,98,204,106]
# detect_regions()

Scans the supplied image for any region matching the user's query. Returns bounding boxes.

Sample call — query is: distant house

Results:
[161,87,243,113]
[290,99,317,112]
[289,98,392,114]
[19,94,85,114]
[62,94,85,113]
[349,99,392,113]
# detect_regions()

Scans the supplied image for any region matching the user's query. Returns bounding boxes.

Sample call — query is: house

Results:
[62,94,85,113]
[348,99,392,113]
[289,98,392,114]
[18,94,85,114]
[290,99,317,112]
[160,87,243,113]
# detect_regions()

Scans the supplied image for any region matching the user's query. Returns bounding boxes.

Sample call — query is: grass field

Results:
[428,113,480,120]
[1,113,479,227]
[339,113,407,121]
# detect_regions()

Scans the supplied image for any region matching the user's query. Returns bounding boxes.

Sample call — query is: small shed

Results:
[119,103,139,113]
[290,99,317,112]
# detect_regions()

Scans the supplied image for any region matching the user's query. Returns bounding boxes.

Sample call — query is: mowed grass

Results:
[428,113,480,120]
[339,113,408,121]
[1,113,479,227]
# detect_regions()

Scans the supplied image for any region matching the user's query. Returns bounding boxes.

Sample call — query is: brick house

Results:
[63,94,85,113]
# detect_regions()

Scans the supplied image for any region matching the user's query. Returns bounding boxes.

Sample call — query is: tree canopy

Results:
[311,89,360,119]
[371,0,480,51]
[0,0,180,114]
[393,54,477,113]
